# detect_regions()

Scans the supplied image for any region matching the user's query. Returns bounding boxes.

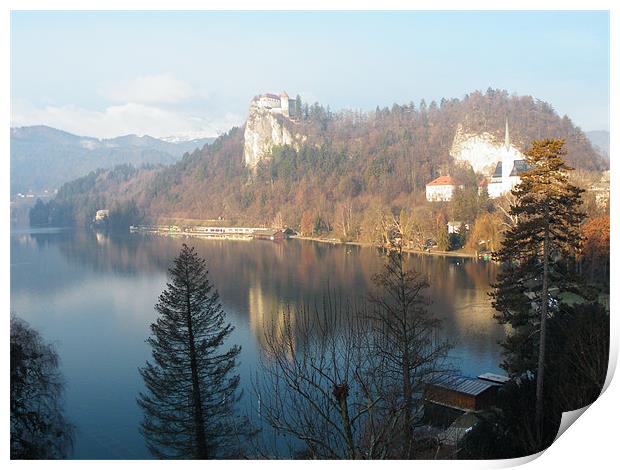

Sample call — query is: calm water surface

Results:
[10,229,507,459]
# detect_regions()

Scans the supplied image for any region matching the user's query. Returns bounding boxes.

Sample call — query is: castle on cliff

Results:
[244,92,304,169]
[251,92,299,118]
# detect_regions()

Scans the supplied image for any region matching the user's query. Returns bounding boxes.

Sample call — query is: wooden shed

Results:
[424,374,499,412]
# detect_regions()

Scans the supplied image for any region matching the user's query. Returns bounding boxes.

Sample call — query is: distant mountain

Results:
[10,125,215,195]
[586,130,610,161]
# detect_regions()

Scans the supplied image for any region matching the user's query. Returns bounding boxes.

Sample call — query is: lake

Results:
[10,228,507,459]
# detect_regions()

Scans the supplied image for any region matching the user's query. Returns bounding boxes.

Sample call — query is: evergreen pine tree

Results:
[491,139,585,447]
[436,223,449,251]
[138,244,244,459]
[29,199,50,227]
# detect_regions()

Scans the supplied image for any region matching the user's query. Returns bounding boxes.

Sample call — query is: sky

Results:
[10,11,610,139]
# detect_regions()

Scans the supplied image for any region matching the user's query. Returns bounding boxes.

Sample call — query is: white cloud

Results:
[101,74,196,105]
[11,98,243,139]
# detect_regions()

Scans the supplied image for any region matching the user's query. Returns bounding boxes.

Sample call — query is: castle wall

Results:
[257,96,281,109]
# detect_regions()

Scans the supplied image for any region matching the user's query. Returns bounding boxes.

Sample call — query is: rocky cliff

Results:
[243,106,298,169]
[449,124,524,176]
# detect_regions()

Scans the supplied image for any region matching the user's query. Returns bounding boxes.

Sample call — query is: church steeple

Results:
[504,117,510,150]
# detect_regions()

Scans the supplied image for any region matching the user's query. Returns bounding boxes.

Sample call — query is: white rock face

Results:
[243,105,298,169]
[450,124,522,176]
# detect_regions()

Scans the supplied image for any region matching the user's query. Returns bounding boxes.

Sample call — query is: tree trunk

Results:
[535,204,550,448]
[186,284,208,459]
[402,353,413,458]
[399,253,414,458]
[336,391,355,459]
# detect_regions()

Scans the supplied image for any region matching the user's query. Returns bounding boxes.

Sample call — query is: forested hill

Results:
[44,89,606,229]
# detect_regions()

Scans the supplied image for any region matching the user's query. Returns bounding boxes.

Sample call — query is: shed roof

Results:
[427,175,456,187]
[478,373,510,384]
[429,374,498,396]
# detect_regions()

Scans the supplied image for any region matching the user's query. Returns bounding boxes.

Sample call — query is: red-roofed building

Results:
[426,176,457,202]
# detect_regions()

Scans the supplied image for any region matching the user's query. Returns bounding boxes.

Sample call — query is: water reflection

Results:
[13,231,506,366]
[10,230,506,458]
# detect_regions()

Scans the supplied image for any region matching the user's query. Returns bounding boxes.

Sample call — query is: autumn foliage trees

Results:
[579,214,610,287]
[465,212,503,252]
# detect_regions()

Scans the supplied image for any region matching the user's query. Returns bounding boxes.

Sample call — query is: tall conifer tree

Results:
[491,139,584,447]
[138,244,244,459]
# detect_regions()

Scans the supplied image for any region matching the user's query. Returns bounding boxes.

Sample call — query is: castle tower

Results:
[280,92,289,118]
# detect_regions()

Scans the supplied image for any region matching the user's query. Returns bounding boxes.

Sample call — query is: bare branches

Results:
[367,249,453,458]
[494,192,519,230]
[254,246,453,459]
[254,298,405,459]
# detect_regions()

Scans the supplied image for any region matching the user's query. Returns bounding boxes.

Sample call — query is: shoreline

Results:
[18,225,482,260]
[130,219,482,260]
[290,235,480,259]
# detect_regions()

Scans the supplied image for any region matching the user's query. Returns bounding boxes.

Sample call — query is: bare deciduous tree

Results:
[11,314,74,459]
[254,298,402,459]
[494,192,519,229]
[368,247,453,458]
[335,200,355,240]
[255,243,453,460]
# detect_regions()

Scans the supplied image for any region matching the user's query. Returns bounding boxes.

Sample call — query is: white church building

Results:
[486,120,528,198]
